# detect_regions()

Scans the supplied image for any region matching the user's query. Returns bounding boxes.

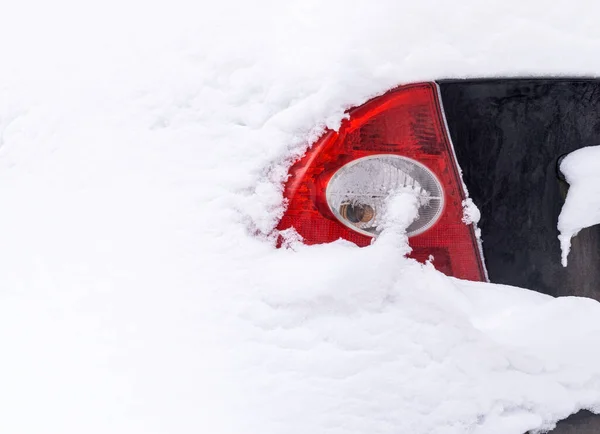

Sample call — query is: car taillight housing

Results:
[277,82,486,281]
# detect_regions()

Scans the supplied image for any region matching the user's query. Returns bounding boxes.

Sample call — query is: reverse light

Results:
[277,82,486,281]
[326,155,444,237]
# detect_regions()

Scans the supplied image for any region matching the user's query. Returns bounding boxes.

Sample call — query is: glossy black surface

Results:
[439,79,600,299]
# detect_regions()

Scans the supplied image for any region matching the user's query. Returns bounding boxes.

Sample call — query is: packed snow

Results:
[462,198,481,227]
[3,1,600,433]
[557,146,600,267]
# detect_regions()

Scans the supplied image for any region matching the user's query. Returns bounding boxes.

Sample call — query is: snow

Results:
[462,198,481,226]
[557,146,600,267]
[3,0,600,433]
[462,197,483,242]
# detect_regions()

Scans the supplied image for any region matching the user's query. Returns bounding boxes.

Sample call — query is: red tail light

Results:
[277,82,486,281]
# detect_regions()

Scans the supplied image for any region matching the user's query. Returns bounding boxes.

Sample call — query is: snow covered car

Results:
[278,78,600,302]
[277,78,600,433]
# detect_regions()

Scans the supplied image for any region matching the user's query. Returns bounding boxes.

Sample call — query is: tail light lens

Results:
[277,82,486,281]
[326,154,444,237]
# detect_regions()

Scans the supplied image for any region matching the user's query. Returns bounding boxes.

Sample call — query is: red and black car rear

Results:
[278,78,600,301]
[277,78,600,433]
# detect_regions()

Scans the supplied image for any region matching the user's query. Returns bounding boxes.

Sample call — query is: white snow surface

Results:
[462,198,481,226]
[557,146,600,266]
[462,198,483,246]
[3,1,600,433]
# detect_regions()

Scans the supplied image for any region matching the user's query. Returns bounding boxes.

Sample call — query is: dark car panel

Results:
[438,78,600,300]
[543,411,599,434]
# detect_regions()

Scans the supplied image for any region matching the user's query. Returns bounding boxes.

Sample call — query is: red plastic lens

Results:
[277,82,486,281]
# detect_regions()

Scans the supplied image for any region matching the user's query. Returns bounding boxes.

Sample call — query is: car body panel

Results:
[439,78,600,300]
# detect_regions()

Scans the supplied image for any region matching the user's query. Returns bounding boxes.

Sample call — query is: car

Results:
[278,77,600,299]
[277,78,600,433]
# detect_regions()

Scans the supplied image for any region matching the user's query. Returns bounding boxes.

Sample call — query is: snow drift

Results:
[3,0,600,433]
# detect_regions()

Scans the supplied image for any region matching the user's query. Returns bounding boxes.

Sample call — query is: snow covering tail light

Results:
[277,82,486,281]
